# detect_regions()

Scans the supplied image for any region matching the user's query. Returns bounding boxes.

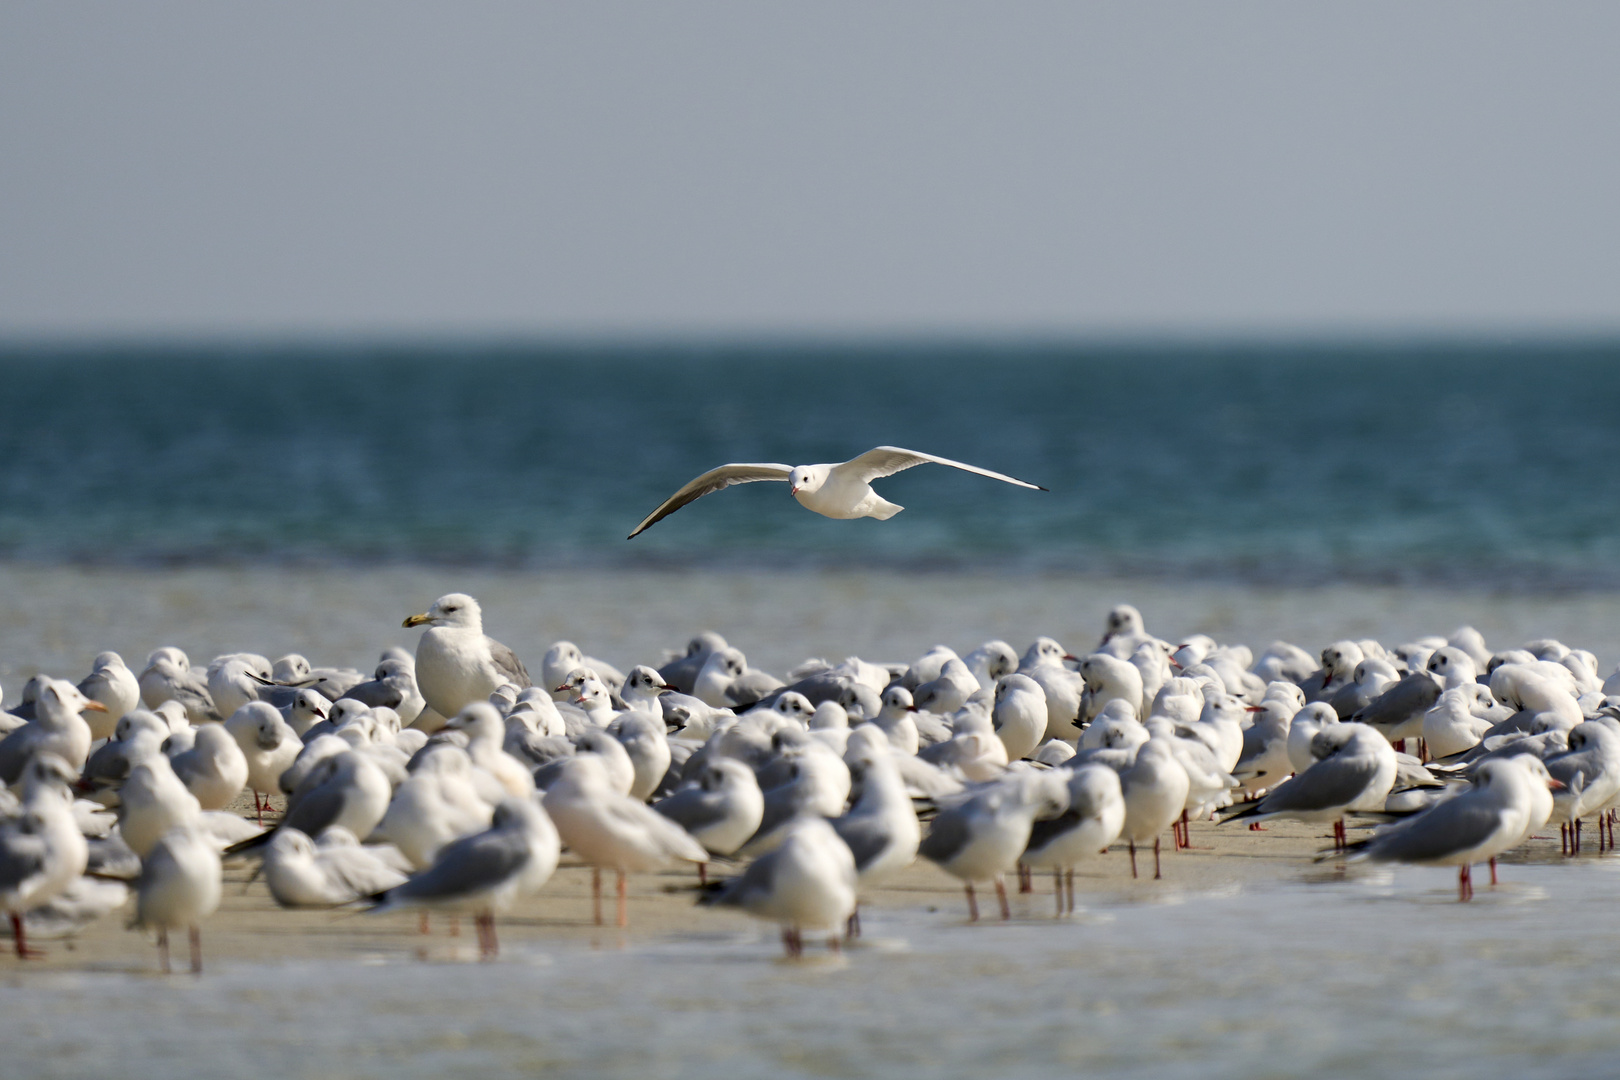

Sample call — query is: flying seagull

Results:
[627,445,1046,539]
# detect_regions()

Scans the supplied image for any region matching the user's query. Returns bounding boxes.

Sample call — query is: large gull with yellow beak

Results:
[402,594,530,723]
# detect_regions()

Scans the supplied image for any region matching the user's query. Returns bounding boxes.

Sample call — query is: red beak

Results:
[553,683,570,693]
[1547,778,1567,790]
[1245,705,1266,712]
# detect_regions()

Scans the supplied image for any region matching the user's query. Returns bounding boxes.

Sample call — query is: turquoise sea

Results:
[3,339,1618,587]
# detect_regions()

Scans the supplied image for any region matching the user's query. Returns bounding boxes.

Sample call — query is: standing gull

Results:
[131,824,221,974]
[368,797,560,959]
[627,445,1045,537]
[542,755,707,927]
[403,594,531,721]
[702,816,858,958]
[0,755,89,958]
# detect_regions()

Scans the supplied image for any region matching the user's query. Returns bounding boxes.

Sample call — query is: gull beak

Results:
[1100,632,1113,644]
[789,486,800,496]
[1245,705,1266,712]
[1168,656,1183,669]
[82,700,109,713]
[573,695,588,706]
[905,705,917,713]
[553,683,570,693]
[403,613,433,628]
[1062,654,1078,662]
[1548,778,1567,790]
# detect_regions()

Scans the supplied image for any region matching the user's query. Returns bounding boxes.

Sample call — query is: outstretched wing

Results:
[835,446,1046,491]
[627,463,793,538]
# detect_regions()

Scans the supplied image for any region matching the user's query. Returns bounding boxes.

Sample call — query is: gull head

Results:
[403,593,482,630]
[787,465,828,497]
[39,678,107,722]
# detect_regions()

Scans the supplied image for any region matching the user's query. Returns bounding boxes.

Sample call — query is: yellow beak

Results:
[402,613,433,628]
[82,700,109,713]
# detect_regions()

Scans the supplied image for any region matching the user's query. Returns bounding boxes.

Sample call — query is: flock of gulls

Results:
[3,591,1617,968]
[0,448,1614,967]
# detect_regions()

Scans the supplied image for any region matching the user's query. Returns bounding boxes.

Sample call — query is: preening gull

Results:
[627,445,1046,538]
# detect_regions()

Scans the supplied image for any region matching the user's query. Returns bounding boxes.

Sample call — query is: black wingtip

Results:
[1036,485,1050,492]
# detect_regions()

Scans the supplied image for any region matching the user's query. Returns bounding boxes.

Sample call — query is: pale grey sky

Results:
[2,3,1617,338]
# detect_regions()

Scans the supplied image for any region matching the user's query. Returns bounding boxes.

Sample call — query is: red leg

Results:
[994,875,1010,920]
[1248,822,1266,831]
[1153,836,1162,880]
[1018,864,1033,894]
[964,883,979,922]
[1489,857,1498,886]
[11,913,43,960]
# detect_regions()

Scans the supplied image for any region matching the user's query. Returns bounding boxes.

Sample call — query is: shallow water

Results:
[4,544,1619,1076]
[6,563,1620,696]
[4,858,1619,1079]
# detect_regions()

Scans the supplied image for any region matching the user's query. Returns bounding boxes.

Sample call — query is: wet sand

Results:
[14,804,1571,976]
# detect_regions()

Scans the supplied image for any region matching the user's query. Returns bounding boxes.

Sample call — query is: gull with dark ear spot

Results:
[627,445,1045,538]
[0,679,106,783]
[701,816,858,958]
[367,796,560,960]
[920,770,1069,921]
[403,593,531,721]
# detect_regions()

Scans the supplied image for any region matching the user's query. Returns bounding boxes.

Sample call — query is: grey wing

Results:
[1354,674,1440,728]
[283,780,349,837]
[712,846,779,908]
[1260,754,1383,814]
[486,639,531,689]
[322,851,408,898]
[0,830,48,893]
[1023,810,1082,858]
[169,751,201,787]
[654,786,732,835]
[831,813,895,873]
[835,446,1046,490]
[627,463,794,539]
[77,669,114,700]
[918,805,973,865]
[341,679,404,710]
[1366,798,1508,863]
[392,829,528,902]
